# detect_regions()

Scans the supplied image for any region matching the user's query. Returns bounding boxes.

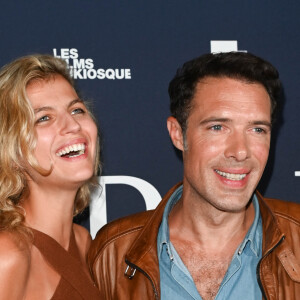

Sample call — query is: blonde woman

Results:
[0,55,101,299]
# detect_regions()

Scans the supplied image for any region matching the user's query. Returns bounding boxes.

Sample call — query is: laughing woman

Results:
[0,55,101,299]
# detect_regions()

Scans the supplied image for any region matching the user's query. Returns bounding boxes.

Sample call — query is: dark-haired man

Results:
[88,52,300,300]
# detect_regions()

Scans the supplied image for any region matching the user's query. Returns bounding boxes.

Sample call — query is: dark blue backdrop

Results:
[1,1,299,235]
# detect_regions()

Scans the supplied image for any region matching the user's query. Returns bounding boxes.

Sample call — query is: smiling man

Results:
[88,52,300,300]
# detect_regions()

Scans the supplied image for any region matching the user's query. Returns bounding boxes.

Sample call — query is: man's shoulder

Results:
[264,197,300,224]
[89,210,154,257]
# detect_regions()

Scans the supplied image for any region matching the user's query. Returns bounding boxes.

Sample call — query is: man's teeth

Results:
[56,143,85,157]
[215,170,247,181]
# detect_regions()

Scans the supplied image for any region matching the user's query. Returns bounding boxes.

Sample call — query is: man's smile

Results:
[214,169,247,181]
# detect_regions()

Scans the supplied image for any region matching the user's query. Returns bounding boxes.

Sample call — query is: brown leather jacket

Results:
[88,183,300,300]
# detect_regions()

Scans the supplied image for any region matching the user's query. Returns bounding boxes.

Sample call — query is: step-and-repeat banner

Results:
[1,1,299,236]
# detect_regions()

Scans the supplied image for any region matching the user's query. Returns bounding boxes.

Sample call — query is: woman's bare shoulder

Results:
[0,231,31,299]
[73,224,92,255]
[0,231,31,266]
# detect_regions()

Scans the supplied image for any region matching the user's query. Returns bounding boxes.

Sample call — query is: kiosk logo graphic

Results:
[53,48,131,80]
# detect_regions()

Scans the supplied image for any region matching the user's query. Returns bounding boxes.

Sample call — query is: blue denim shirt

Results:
[157,185,262,300]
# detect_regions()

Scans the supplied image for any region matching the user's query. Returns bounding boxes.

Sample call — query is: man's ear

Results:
[167,116,184,151]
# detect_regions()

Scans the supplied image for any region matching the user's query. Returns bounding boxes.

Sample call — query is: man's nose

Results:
[59,114,81,134]
[224,131,250,161]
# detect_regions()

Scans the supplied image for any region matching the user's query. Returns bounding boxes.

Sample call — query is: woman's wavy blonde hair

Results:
[0,54,100,238]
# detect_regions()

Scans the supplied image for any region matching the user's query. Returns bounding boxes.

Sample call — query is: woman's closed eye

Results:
[71,107,86,115]
[36,115,50,124]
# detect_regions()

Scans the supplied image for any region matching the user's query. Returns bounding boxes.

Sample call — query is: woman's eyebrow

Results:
[33,99,84,113]
[68,98,84,108]
[34,106,53,113]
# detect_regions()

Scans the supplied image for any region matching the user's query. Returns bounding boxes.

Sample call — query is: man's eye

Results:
[71,108,85,115]
[210,125,222,131]
[253,127,266,134]
[36,115,50,123]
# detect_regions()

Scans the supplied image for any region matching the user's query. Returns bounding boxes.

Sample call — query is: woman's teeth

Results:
[56,143,85,157]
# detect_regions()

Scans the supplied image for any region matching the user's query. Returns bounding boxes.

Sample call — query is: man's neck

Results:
[168,191,256,300]
[168,194,255,252]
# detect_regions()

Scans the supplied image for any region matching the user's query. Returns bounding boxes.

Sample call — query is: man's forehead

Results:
[195,75,266,90]
[188,76,272,119]
[192,76,270,103]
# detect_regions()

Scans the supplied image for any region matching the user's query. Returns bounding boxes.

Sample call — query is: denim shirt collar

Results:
[157,184,261,260]
[157,185,183,259]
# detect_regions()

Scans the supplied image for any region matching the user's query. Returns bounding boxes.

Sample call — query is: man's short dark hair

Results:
[169,52,282,132]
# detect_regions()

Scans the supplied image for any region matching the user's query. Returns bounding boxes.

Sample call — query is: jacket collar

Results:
[256,191,285,255]
[126,185,284,261]
[126,182,182,265]
[125,185,297,283]
[256,192,300,282]
[125,183,182,298]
